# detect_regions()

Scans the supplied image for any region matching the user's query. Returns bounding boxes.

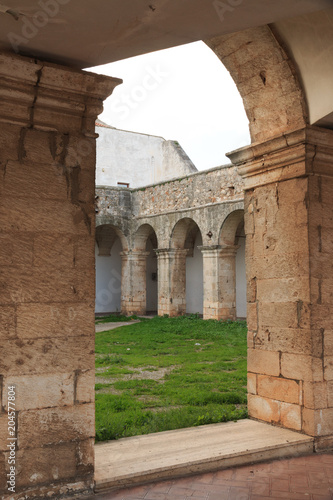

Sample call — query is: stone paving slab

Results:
[95,321,140,333]
[94,419,314,494]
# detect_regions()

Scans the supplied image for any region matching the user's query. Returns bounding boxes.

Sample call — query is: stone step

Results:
[94,419,314,493]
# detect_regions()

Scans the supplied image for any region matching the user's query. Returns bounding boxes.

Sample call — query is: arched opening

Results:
[219,210,246,320]
[4,4,333,498]
[205,25,307,144]
[170,218,203,316]
[95,224,127,314]
[133,224,158,314]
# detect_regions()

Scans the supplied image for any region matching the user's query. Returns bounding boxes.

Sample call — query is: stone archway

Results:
[156,218,203,316]
[171,217,203,316]
[219,209,246,320]
[205,25,307,144]
[125,223,159,315]
[207,27,333,443]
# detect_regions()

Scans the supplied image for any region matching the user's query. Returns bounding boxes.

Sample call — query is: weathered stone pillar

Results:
[228,126,333,448]
[200,246,238,320]
[156,249,187,316]
[0,52,121,498]
[219,246,238,321]
[201,246,220,320]
[120,251,150,315]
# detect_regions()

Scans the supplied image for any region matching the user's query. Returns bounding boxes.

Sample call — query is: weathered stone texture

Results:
[201,246,239,320]
[0,336,95,376]
[9,443,77,489]
[0,52,120,498]
[257,376,300,405]
[248,395,302,431]
[16,303,94,339]
[303,381,328,409]
[2,373,74,411]
[132,165,244,217]
[231,126,333,438]
[247,349,280,377]
[155,249,187,317]
[96,186,133,219]
[121,251,150,315]
[96,164,243,220]
[75,369,95,404]
[206,26,307,143]
[18,404,95,449]
[201,246,238,320]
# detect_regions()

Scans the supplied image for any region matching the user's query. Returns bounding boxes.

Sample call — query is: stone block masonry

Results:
[229,126,333,442]
[131,164,244,217]
[0,52,121,499]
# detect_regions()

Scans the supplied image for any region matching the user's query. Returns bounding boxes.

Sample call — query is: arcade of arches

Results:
[95,166,246,320]
[1,4,333,498]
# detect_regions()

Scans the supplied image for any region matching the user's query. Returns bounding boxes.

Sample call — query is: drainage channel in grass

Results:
[95,315,247,442]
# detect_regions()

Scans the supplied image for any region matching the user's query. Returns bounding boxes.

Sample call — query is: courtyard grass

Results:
[95,315,247,442]
[95,313,139,324]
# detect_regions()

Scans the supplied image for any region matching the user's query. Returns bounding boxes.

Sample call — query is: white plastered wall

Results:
[96,124,197,188]
[186,232,203,314]
[95,239,122,313]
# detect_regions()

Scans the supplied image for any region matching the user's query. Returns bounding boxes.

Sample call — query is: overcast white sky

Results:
[88,41,250,171]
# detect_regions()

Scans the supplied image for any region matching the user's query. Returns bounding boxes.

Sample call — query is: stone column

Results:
[156,249,187,316]
[120,251,150,315]
[200,246,238,320]
[228,126,333,448]
[0,52,121,498]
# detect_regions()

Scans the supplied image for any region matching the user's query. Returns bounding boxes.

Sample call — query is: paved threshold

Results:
[94,419,314,493]
[95,321,141,333]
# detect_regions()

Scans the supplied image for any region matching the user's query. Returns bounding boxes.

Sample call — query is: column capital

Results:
[198,245,221,252]
[199,245,238,257]
[227,126,333,190]
[154,248,170,256]
[0,52,122,134]
[155,248,189,257]
[120,250,150,260]
[199,245,221,257]
[220,244,239,256]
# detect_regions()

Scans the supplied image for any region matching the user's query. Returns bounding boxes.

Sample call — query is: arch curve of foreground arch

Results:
[205,25,308,144]
[95,223,129,253]
[133,223,158,251]
[170,217,203,250]
[219,209,245,247]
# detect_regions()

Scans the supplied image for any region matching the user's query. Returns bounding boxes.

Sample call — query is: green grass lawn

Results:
[95,315,248,442]
[95,313,139,324]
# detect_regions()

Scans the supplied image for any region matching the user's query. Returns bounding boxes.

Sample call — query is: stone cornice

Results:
[227,126,333,189]
[0,52,122,134]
